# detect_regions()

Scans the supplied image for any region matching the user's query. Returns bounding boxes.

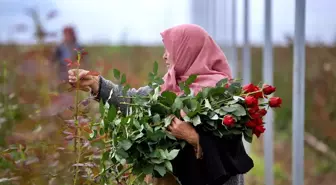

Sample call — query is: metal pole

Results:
[242,0,251,153]
[208,0,213,35]
[292,0,306,185]
[231,0,238,78]
[263,0,274,185]
[204,0,209,32]
[212,0,217,40]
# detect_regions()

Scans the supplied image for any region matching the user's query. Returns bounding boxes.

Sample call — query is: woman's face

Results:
[64,32,75,43]
[163,49,173,68]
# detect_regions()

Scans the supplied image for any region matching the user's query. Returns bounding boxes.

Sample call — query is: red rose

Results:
[245,96,258,107]
[254,117,263,125]
[246,120,257,128]
[258,108,267,117]
[263,84,276,95]
[222,115,235,127]
[243,83,255,93]
[251,113,261,119]
[253,125,266,137]
[248,106,259,115]
[269,97,282,108]
[253,87,264,99]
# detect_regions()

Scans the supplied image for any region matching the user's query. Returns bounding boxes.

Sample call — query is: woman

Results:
[68,24,254,185]
[52,26,86,81]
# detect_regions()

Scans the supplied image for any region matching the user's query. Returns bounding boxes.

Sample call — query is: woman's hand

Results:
[167,116,203,159]
[68,69,100,94]
[167,117,198,146]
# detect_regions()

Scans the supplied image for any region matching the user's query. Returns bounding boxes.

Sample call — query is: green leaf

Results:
[227,99,239,105]
[185,74,197,85]
[166,132,177,140]
[107,105,117,121]
[214,108,227,115]
[102,151,109,161]
[243,129,253,143]
[143,165,154,175]
[116,149,129,159]
[153,61,159,75]
[154,165,167,177]
[151,158,164,164]
[161,91,177,105]
[99,99,105,115]
[231,129,242,135]
[182,116,191,122]
[222,105,239,112]
[172,97,183,112]
[120,74,127,84]
[167,149,179,160]
[204,99,212,109]
[132,132,144,140]
[210,114,219,120]
[144,123,154,133]
[216,78,228,87]
[179,82,191,95]
[165,161,173,172]
[154,77,164,85]
[192,115,202,126]
[201,87,211,98]
[152,86,160,101]
[159,149,167,159]
[113,69,121,79]
[164,116,174,127]
[184,99,200,117]
[152,114,161,124]
[119,140,132,151]
[122,84,130,95]
[133,119,142,130]
[148,130,165,141]
[148,72,155,82]
[228,82,242,95]
[232,104,246,116]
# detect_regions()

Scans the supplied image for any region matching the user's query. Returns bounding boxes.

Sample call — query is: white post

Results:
[292,0,306,185]
[231,0,238,78]
[263,0,274,185]
[242,0,251,153]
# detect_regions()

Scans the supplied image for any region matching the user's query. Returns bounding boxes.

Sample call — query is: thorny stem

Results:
[73,52,82,185]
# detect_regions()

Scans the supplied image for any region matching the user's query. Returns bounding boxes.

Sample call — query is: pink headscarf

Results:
[160,24,232,95]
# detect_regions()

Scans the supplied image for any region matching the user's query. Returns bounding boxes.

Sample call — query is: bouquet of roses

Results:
[93,62,282,183]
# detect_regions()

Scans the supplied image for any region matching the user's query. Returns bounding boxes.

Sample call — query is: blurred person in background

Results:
[68,24,253,185]
[51,26,87,81]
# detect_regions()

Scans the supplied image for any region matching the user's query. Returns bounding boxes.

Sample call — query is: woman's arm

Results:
[93,76,152,114]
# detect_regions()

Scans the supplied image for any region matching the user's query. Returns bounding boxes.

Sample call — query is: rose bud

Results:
[269,97,282,108]
[246,120,257,128]
[258,108,267,117]
[254,90,264,99]
[251,113,261,119]
[243,83,255,93]
[248,106,260,115]
[253,125,266,138]
[222,115,235,127]
[245,96,258,107]
[263,84,276,95]
[254,117,263,125]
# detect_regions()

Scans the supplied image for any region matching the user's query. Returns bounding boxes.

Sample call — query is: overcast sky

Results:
[0,0,335,45]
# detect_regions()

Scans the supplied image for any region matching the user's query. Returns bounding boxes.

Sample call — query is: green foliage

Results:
[95,62,279,184]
